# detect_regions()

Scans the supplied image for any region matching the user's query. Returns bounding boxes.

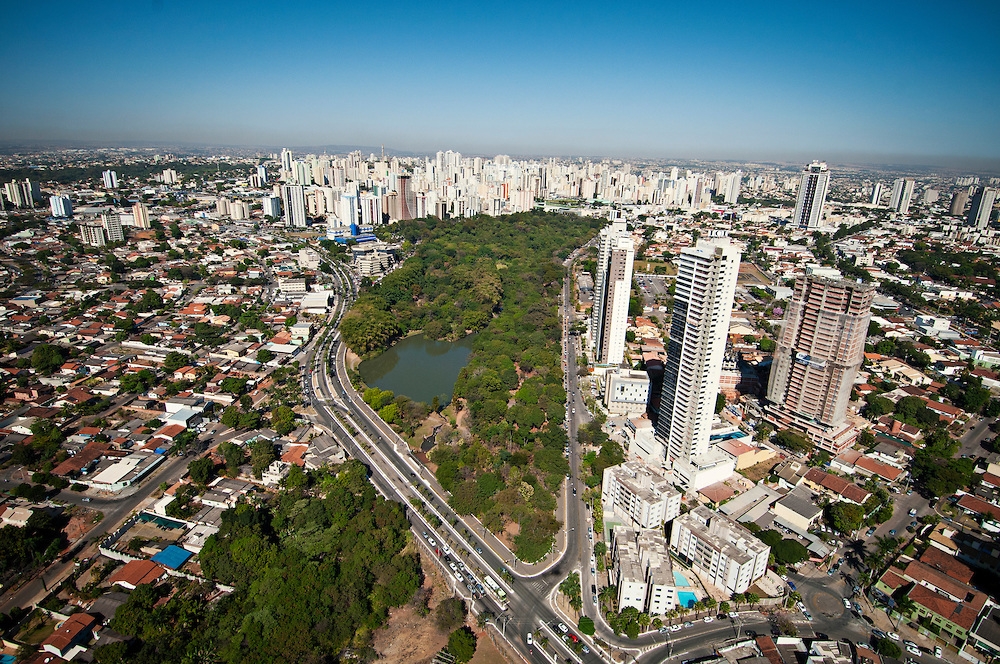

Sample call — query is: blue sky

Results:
[2,0,998,163]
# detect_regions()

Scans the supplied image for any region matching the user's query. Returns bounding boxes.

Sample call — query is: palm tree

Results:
[704,597,718,616]
[638,612,651,631]
[894,595,917,629]
[652,617,663,630]
[693,600,705,618]
[745,592,760,609]
[719,601,731,615]
[731,592,745,608]
[599,584,617,610]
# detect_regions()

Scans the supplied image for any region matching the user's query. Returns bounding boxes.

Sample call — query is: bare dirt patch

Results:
[739,459,776,483]
[63,507,102,543]
[373,548,456,664]
[469,629,513,664]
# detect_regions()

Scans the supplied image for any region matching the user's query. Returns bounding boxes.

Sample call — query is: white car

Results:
[670,624,682,632]
[704,616,714,623]
[557,622,569,634]
[843,598,852,609]
[428,538,437,547]
[906,645,921,656]
[728,611,739,618]
[888,632,901,641]
[526,633,533,646]
[455,572,464,582]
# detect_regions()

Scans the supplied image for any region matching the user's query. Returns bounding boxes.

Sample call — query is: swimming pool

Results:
[672,571,690,587]
[678,591,698,608]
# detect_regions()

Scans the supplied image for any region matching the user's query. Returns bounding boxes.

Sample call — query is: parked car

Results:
[888,632,900,641]
[843,598,852,609]
[934,646,942,657]
[557,622,568,634]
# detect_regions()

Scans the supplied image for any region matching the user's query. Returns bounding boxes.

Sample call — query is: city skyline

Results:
[1,1,998,164]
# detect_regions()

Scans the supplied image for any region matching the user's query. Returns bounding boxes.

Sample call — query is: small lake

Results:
[358,333,476,405]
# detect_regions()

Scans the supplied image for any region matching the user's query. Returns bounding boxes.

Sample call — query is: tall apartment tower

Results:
[949,190,970,216]
[792,161,830,228]
[49,195,72,218]
[967,187,997,229]
[870,182,884,206]
[256,164,268,185]
[590,212,635,366]
[890,178,915,214]
[655,239,740,489]
[765,269,874,454]
[132,202,150,229]
[102,213,125,243]
[281,185,307,228]
[102,170,118,189]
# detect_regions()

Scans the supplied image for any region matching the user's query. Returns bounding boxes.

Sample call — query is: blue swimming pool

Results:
[672,571,690,586]
[678,591,698,608]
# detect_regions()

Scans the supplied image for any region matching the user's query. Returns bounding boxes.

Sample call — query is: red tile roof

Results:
[109,560,165,589]
[907,583,985,631]
[957,494,1000,520]
[51,441,110,476]
[41,612,97,654]
[919,545,974,584]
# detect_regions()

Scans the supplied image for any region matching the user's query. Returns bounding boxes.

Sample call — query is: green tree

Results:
[578,615,595,635]
[715,392,726,414]
[256,348,274,364]
[249,440,276,478]
[219,441,244,476]
[31,343,64,374]
[163,351,191,372]
[865,393,894,419]
[435,597,466,632]
[774,428,813,454]
[826,502,865,534]
[447,626,477,663]
[187,456,215,485]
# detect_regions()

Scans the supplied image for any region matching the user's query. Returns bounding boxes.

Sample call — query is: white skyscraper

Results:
[890,178,915,214]
[256,164,268,185]
[49,195,72,218]
[967,187,997,229]
[280,148,294,174]
[102,170,118,189]
[281,185,307,228]
[870,182,884,206]
[262,195,281,219]
[792,161,830,228]
[724,170,742,204]
[590,211,635,366]
[655,239,741,489]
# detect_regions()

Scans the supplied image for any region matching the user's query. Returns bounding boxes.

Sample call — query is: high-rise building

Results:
[656,239,740,489]
[256,164,268,185]
[5,180,39,208]
[792,161,830,228]
[601,461,681,530]
[967,187,997,229]
[396,175,416,220]
[293,161,312,186]
[261,195,281,219]
[949,190,970,216]
[669,505,770,596]
[723,170,742,204]
[870,182,884,206]
[49,195,72,218]
[890,178,915,214]
[78,222,106,247]
[162,169,178,185]
[765,268,874,455]
[132,202,150,229]
[280,148,294,173]
[216,197,230,217]
[102,213,125,243]
[102,170,118,189]
[281,185,307,228]
[590,212,635,366]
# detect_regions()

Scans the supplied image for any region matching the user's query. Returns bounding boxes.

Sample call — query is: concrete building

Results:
[281,184,307,228]
[772,485,823,534]
[262,195,281,219]
[352,242,397,277]
[604,369,650,416]
[102,212,125,243]
[890,177,915,214]
[870,182,884,206]
[656,239,740,490]
[591,211,635,366]
[669,504,770,595]
[611,525,678,616]
[968,187,997,229]
[298,248,321,270]
[950,190,970,216]
[49,195,73,218]
[602,460,681,530]
[766,269,874,454]
[132,201,150,229]
[792,161,830,228]
[79,222,106,247]
[102,169,118,189]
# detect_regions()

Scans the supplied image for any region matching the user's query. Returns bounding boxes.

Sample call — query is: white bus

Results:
[482,576,508,609]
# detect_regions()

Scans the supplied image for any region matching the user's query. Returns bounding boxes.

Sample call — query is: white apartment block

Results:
[602,461,680,530]
[604,369,650,416]
[669,505,769,596]
[611,526,678,616]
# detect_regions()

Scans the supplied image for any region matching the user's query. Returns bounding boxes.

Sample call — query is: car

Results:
[704,616,714,623]
[843,598,852,609]
[582,645,590,654]
[684,621,693,627]
[866,527,877,537]
[729,611,739,618]
[906,645,921,656]
[526,633,533,645]
[591,567,596,575]
[569,634,579,643]
[422,531,428,539]
[449,562,458,571]
[872,629,887,640]
[593,595,598,605]
[909,508,917,517]
[889,529,896,536]
[475,547,483,554]
[428,538,437,547]
[82,497,91,502]
[788,581,797,591]
[659,626,670,633]
[910,520,919,528]
[780,574,789,581]
[557,622,568,634]
[671,624,682,632]
[934,646,942,658]
[455,572,464,582]
[888,632,900,641]
[803,612,812,621]
[854,602,864,614]
[905,641,918,649]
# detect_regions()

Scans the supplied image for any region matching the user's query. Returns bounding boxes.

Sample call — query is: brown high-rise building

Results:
[765,270,874,454]
[949,189,970,216]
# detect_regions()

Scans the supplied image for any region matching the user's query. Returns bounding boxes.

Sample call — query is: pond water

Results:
[358,333,476,405]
